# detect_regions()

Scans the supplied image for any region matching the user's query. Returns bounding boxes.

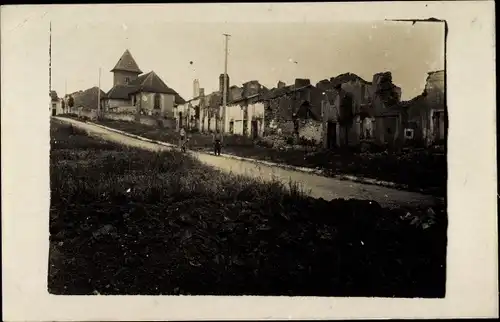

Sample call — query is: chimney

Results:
[199,88,205,97]
[193,79,200,98]
[219,73,230,101]
[294,78,311,88]
[277,81,286,89]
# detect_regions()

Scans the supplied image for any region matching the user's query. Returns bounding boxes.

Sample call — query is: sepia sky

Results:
[3,5,445,101]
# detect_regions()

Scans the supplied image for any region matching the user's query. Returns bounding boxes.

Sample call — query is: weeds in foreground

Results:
[48,119,447,297]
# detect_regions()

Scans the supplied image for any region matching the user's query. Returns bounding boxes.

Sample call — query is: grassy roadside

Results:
[60,115,446,196]
[49,118,447,297]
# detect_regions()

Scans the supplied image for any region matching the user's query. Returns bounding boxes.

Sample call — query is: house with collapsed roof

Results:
[102,49,185,119]
[318,72,404,149]
[176,73,270,136]
[399,70,446,147]
[173,79,205,131]
[318,70,446,150]
[262,78,324,144]
[175,74,228,133]
[222,79,269,138]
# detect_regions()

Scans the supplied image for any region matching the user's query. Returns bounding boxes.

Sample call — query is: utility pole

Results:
[49,21,52,112]
[222,33,230,133]
[97,67,101,119]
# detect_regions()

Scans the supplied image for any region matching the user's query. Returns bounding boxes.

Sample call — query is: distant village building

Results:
[102,49,185,118]
[50,91,64,116]
[62,87,107,119]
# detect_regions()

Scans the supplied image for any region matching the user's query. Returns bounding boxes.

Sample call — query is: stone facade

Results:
[316,72,406,149]
[263,79,323,142]
[105,98,133,111]
[132,92,176,118]
[113,70,141,87]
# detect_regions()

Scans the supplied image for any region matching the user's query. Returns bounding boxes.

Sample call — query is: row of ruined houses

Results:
[175,70,446,149]
[50,49,445,150]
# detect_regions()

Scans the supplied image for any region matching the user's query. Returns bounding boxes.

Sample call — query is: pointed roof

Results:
[111,49,142,74]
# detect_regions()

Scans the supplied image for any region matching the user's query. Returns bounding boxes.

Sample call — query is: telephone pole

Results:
[222,33,230,133]
[49,21,52,104]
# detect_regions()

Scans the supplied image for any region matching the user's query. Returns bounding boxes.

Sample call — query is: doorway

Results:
[384,117,398,145]
[433,111,445,142]
[251,120,258,139]
[326,121,337,149]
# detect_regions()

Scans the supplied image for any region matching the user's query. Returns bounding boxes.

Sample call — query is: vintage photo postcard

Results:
[1,1,497,320]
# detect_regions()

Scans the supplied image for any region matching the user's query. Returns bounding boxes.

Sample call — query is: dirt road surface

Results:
[55,117,441,208]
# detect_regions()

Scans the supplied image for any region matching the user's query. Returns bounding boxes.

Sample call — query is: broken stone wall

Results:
[264,95,293,134]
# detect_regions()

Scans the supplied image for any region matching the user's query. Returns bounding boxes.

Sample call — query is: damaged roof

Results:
[330,73,372,86]
[264,84,313,100]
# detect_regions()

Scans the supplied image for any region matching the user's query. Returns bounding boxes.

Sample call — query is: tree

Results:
[337,88,355,147]
[61,100,66,113]
[67,96,74,111]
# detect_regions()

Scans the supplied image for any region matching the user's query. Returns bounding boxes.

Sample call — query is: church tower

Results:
[111,49,142,86]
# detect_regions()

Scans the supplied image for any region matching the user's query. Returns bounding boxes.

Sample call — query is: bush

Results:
[298,136,317,147]
[255,137,275,148]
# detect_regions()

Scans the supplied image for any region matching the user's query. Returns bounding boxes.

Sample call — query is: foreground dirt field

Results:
[49,119,447,297]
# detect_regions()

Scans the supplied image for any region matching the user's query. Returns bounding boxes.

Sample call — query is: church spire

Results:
[111,49,142,74]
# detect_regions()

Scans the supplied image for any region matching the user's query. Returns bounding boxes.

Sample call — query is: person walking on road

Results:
[179,127,187,151]
[213,130,223,156]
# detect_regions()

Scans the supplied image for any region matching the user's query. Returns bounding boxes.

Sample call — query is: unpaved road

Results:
[55,117,441,208]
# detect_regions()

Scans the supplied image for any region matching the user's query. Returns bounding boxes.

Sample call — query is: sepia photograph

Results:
[2,2,497,320]
[48,15,447,297]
